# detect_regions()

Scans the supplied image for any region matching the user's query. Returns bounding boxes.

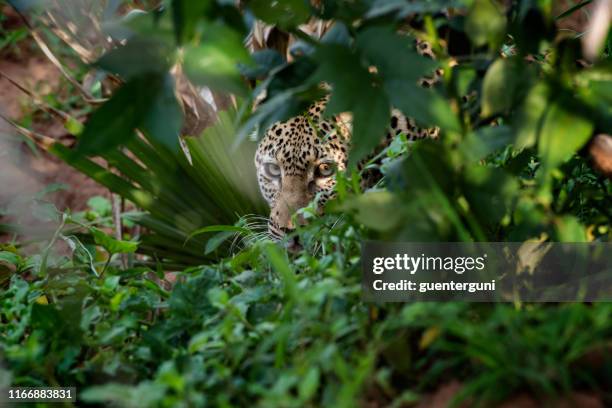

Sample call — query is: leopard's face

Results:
[255,102,349,240]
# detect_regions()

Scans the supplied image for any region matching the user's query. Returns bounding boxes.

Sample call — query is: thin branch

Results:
[43,12,97,62]
[0,69,75,122]
[8,3,107,104]
[112,193,128,269]
[0,111,56,151]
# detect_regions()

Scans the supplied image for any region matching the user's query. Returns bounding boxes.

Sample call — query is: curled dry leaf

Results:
[582,0,612,61]
[589,133,612,178]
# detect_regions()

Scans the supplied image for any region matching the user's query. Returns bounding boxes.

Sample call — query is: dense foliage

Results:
[1,0,612,406]
[2,194,612,406]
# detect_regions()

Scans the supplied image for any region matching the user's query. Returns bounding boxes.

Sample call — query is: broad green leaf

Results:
[321,22,351,46]
[451,65,477,98]
[171,0,214,44]
[236,88,306,144]
[249,0,310,29]
[75,75,163,155]
[481,57,534,117]
[265,58,319,100]
[141,74,183,150]
[462,165,519,227]
[30,303,62,333]
[460,125,514,161]
[553,216,587,242]
[65,116,84,136]
[350,87,391,167]
[299,367,320,400]
[0,251,23,288]
[342,190,404,231]
[95,36,173,79]
[183,23,252,95]
[538,101,593,179]
[311,44,391,165]
[62,235,98,277]
[31,201,59,222]
[204,231,236,255]
[311,44,370,115]
[356,26,437,81]
[0,251,20,266]
[513,82,551,149]
[386,81,461,132]
[185,225,249,244]
[87,196,112,216]
[265,244,297,300]
[366,0,463,19]
[465,0,506,48]
[239,49,285,79]
[91,227,139,254]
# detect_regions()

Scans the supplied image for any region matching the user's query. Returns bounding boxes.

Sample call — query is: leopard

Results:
[254,39,442,245]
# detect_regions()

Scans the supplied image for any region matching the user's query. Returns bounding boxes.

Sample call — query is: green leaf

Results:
[311,44,391,165]
[141,74,183,149]
[185,225,249,244]
[236,88,307,144]
[205,231,237,255]
[265,244,297,300]
[30,303,62,333]
[460,125,514,161]
[65,116,84,135]
[299,367,320,400]
[350,87,391,167]
[31,201,60,222]
[183,23,252,95]
[321,22,351,46]
[91,227,139,254]
[0,251,20,266]
[342,191,404,231]
[95,36,173,80]
[249,0,310,29]
[171,0,214,44]
[366,0,461,19]
[538,101,593,180]
[76,73,182,155]
[62,235,98,277]
[462,165,519,227]
[513,82,551,149]
[465,0,506,48]
[553,216,587,242]
[355,27,457,136]
[76,75,163,155]
[481,58,534,117]
[356,26,437,81]
[87,196,112,216]
[386,81,461,132]
[239,49,285,79]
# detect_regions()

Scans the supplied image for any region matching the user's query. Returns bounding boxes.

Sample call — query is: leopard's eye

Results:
[263,163,281,178]
[315,162,335,178]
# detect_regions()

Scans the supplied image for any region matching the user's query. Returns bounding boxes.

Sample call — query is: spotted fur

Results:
[255,38,442,239]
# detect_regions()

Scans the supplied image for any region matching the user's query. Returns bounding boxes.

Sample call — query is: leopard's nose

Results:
[279,228,302,252]
[285,234,303,253]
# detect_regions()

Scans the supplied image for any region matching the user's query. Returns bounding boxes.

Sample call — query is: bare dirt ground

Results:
[0,6,107,214]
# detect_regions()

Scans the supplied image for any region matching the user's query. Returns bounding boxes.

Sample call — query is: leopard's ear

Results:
[334,112,353,140]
